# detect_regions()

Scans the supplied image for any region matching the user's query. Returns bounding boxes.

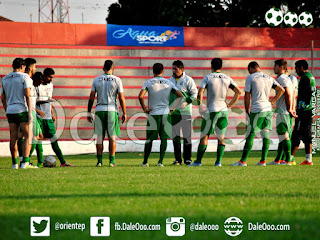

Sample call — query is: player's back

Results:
[143,77,175,115]
[245,72,275,113]
[92,74,123,112]
[1,72,31,113]
[276,74,293,114]
[201,72,235,112]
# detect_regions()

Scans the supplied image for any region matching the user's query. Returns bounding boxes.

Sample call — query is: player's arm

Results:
[284,87,297,118]
[186,78,198,104]
[24,87,33,123]
[244,91,251,116]
[227,86,241,108]
[171,89,184,112]
[270,85,285,106]
[51,106,56,122]
[197,87,206,115]
[1,91,7,112]
[87,91,96,123]
[138,89,151,114]
[118,92,127,124]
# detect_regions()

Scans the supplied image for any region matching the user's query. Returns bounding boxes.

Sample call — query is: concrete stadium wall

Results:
[0,22,320,47]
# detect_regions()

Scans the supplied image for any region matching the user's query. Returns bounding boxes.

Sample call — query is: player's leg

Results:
[182,115,192,165]
[158,114,171,166]
[8,122,19,168]
[107,111,121,167]
[291,117,302,163]
[215,112,228,166]
[94,111,104,166]
[20,115,35,168]
[300,114,313,165]
[171,114,182,165]
[142,115,159,166]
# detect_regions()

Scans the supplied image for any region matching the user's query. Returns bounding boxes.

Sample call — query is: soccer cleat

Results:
[20,162,38,169]
[140,163,149,167]
[37,163,44,168]
[267,160,280,165]
[230,161,247,166]
[184,160,192,165]
[60,162,75,167]
[300,161,313,166]
[214,162,222,167]
[255,161,266,166]
[109,163,117,167]
[172,160,182,166]
[96,163,103,167]
[280,161,292,165]
[291,161,297,166]
[157,163,164,167]
[12,164,19,169]
[188,162,202,167]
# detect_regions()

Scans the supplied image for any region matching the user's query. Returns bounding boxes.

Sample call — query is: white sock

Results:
[306,154,312,163]
[291,155,294,161]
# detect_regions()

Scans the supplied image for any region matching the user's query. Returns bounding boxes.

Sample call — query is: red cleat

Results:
[300,161,313,166]
[60,162,75,167]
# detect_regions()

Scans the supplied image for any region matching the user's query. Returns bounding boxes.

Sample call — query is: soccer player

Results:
[267,59,297,165]
[168,60,197,165]
[36,68,75,167]
[1,58,35,169]
[287,70,298,110]
[138,63,184,167]
[87,60,127,167]
[290,60,316,165]
[231,61,284,166]
[189,58,241,167]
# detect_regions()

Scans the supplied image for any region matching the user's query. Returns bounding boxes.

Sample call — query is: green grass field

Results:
[0,150,319,240]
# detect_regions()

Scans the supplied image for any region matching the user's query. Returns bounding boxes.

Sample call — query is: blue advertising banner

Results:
[107,24,185,47]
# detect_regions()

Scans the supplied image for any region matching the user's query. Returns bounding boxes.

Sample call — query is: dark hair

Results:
[172,60,184,69]
[12,58,25,69]
[274,59,287,70]
[25,58,36,72]
[153,63,164,75]
[295,60,308,70]
[211,58,223,70]
[32,72,43,81]
[248,61,260,71]
[104,60,114,71]
[43,68,55,76]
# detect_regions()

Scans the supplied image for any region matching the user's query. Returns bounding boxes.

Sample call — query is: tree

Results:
[106,0,319,28]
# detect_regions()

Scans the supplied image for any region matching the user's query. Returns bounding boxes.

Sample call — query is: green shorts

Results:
[38,119,56,139]
[201,111,228,136]
[146,114,171,140]
[248,111,273,134]
[276,114,293,135]
[32,111,42,137]
[94,111,121,137]
[6,112,29,125]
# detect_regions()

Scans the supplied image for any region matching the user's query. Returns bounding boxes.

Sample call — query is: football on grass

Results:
[43,156,56,168]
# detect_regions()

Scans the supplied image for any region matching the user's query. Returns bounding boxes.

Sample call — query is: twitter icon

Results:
[30,217,50,236]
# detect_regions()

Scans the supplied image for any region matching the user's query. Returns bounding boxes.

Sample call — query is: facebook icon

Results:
[90,217,110,237]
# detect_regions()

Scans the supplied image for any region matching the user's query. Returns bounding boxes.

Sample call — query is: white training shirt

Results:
[142,77,179,115]
[288,74,298,96]
[200,72,238,112]
[244,71,280,113]
[168,72,197,115]
[1,72,33,114]
[91,74,124,112]
[276,74,293,114]
[36,83,53,119]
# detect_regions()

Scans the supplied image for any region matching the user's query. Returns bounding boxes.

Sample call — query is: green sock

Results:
[51,141,66,164]
[17,138,24,157]
[240,133,255,162]
[283,140,291,162]
[261,138,270,161]
[143,141,152,164]
[12,157,19,165]
[216,144,225,164]
[23,157,30,163]
[196,144,207,163]
[109,155,115,164]
[36,142,44,165]
[275,141,284,162]
[29,140,37,158]
[158,139,167,164]
[97,154,103,164]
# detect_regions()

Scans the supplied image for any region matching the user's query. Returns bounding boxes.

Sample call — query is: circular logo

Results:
[171,222,180,232]
[224,217,243,237]
[284,12,298,27]
[299,11,313,27]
